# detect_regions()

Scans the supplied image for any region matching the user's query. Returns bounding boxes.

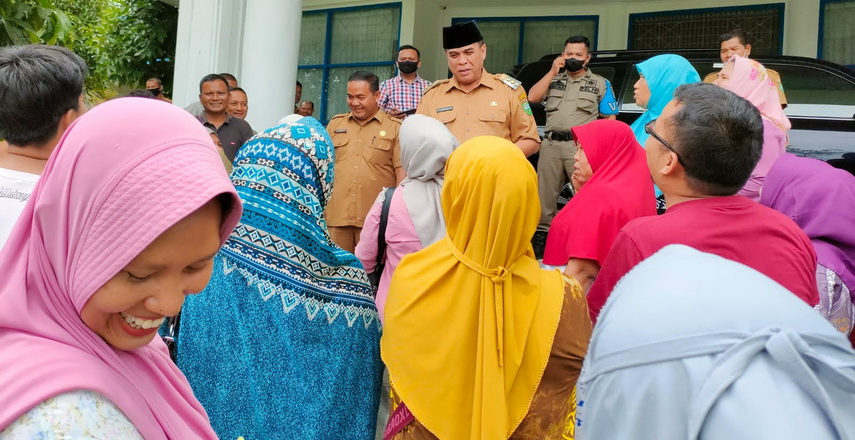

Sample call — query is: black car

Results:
[513,49,855,163]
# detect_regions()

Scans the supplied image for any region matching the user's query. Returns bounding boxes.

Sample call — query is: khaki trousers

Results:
[537,138,578,231]
[328,225,362,253]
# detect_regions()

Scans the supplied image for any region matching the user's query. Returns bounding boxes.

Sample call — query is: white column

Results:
[240,0,303,132]
[172,0,247,108]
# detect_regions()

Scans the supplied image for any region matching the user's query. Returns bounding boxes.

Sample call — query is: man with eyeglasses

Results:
[584,83,818,324]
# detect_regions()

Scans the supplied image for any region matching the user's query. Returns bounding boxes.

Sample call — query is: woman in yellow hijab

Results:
[381,136,593,440]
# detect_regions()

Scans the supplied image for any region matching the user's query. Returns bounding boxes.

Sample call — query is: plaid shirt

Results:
[378,75,431,114]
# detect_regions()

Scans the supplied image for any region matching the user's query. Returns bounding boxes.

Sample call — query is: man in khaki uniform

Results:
[326,70,404,253]
[527,35,619,257]
[417,20,540,157]
[703,29,787,108]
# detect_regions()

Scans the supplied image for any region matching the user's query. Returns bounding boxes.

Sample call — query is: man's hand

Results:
[551,56,566,75]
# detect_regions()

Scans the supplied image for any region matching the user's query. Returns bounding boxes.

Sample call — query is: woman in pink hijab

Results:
[0,98,242,438]
[714,54,790,201]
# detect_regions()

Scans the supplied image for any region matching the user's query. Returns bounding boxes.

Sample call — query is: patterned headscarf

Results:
[721,55,791,132]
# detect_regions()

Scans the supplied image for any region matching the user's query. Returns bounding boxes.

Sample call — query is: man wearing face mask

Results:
[378,45,431,119]
[528,35,619,259]
[145,77,172,103]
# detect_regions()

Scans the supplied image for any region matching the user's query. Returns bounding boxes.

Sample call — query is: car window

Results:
[621,68,641,111]
[764,63,855,118]
[588,66,616,83]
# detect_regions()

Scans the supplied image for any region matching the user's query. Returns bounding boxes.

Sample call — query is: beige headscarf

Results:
[398,114,458,247]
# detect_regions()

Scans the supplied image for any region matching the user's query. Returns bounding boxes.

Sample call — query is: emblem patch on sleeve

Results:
[519,92,532,116]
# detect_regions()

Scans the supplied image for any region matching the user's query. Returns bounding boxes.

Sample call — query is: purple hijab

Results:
[760,154,855,290]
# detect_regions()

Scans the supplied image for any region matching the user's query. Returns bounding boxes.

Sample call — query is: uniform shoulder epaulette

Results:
[329,113,347,121]
[422,79,448,95]
[387,114,403,124]
[495,73,521,90]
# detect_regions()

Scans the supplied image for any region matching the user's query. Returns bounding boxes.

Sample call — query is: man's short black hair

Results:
[720,29,749,46]
[348,70,380,93]
[0,45,88,147]
[296,80,302,88]
[564,35,591,51]
[218,72,237,84]
[128,89,156,98]
[398,45,421,59]
[669,83,763,196]
[229,86,246,95]
[199,74,229,93]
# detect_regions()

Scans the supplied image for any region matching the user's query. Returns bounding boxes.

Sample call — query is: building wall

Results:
[303,0,825,84]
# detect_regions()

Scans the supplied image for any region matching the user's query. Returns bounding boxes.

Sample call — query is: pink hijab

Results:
[0,98,242,438]
[722,55,791,132]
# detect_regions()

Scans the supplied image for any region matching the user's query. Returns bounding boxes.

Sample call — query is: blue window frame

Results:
[450,16,599,76]
[299,3,402,124]
[628,4,785,55]
[818,0,855,68]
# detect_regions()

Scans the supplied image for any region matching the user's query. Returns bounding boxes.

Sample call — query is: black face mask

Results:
[147,87,162,96]
[398,61,419,74]
[564,58,585,73]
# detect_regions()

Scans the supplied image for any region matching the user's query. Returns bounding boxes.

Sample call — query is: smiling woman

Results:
[0,98,242,438]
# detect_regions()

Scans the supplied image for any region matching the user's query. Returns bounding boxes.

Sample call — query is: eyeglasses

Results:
[645,119,683,165]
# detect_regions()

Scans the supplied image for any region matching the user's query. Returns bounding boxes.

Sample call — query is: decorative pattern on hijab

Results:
[721,55,791,132]
[222,117,380,328]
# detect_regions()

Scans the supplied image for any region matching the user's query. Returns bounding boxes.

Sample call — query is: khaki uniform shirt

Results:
[544,69,616,132]
[325,110,402,228]
[704,68,787,106]
[417,69,540,144]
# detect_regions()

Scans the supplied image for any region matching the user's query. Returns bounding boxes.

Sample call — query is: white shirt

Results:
[0,167,38,250]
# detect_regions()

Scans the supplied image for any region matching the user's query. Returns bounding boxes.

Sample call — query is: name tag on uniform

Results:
[549,81,566,91]
[580,86,599,94]
[334,129,347,133]
[436,106,453,113]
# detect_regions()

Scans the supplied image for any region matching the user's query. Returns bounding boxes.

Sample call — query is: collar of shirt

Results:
[196,112,234,127]
[565,68,593,83]
[447,69,494,93]
[396,74,427,85]
[346,109,385,126]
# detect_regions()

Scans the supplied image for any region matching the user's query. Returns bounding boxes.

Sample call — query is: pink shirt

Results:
[587,196,819,323]
[355,189,423,322]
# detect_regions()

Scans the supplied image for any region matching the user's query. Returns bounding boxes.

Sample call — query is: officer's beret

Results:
[442,21,484,50]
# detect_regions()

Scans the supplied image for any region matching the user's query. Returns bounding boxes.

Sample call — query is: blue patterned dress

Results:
[177,117,383,440]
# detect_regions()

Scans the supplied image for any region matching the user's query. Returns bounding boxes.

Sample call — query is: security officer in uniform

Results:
[527,35,618,257]
[417,20,540,156]
[326,70,405,253]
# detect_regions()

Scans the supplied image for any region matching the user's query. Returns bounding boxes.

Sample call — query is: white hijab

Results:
[577,245,855,440]
[398,115,458,247]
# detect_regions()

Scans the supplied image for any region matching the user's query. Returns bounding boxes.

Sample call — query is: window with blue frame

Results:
[299,3,401,124]
[451,17,598,77]
[629,4,784,55]
[819,0,855,68]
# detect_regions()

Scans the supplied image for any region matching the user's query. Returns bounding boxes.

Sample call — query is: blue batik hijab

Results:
[630,54,701,147]
[223,116,379,328]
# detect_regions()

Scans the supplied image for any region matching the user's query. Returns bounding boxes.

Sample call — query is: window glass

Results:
[630,5,783,55]
[822,0,855,67]
[330,7,401,64]
[299,13,327,65]
[297,68,323,115]
[522,20,596,64]
[768,63,855,118]
[476,21,520,75]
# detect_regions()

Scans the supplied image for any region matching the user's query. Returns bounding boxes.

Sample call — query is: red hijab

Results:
[543,119,656,266]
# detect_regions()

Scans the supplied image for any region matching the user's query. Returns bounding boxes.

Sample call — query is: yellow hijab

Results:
[382,136,565,440]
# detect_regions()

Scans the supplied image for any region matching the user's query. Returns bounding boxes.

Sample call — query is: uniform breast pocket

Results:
[333,136,349,161]
[545,88,565,112]
[578,94,598,114]
[369,138,393,166]
[435,110,457,126]
[479,109,508,125]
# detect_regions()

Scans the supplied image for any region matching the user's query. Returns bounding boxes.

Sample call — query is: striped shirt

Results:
[378,75,431,114]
